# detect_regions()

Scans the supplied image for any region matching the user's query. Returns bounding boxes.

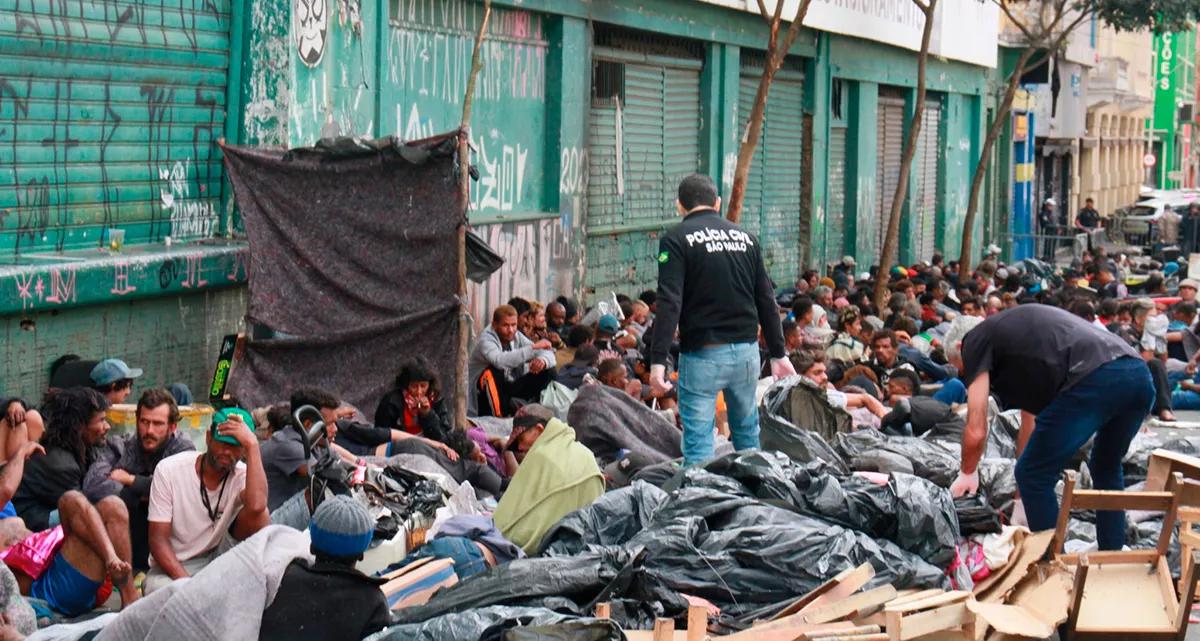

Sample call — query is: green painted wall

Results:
[0,0,233,254]
[0,286,246,402]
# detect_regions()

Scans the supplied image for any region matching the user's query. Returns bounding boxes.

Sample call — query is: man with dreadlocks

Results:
[6,387,140,614]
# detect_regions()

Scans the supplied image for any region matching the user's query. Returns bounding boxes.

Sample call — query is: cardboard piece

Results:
[381,557,457,610]
[975,530,1055,603]
[966,601,1053,639]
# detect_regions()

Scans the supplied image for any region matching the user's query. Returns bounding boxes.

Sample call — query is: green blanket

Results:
[494,418,604,554]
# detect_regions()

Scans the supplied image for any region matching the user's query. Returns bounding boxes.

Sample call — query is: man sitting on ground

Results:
[597,358,642,399]
[493,411,604,554]
[14,388,112,532]
[258,496,389,641]
[556,344,600,390]
[89,359,143,406]
[144,408,269,594]
[866,330,919,390]
[469,305,557,416]
[83,389,196,573]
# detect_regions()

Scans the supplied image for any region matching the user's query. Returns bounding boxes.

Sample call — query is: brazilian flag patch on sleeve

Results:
[658,251,669,264]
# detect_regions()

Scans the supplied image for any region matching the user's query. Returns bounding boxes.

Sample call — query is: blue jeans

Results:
[389,536,489,580]
[1015,357,1153,550]
[1172,389,1200,410]
[678,342,760,466]
[932,378,967,404]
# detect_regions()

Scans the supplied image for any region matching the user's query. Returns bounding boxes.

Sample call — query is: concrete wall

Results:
[0,287,247,402]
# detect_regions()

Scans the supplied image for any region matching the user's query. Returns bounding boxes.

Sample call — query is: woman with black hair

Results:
[373,359,452,443]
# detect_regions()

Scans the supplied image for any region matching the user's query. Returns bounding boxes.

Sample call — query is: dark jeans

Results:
[487,367,556,416]
[1015,357,1153,550]
[1146,358,1171,415]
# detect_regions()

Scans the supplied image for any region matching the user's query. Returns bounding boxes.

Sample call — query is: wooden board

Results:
[719,622,856,641]
[771,563,876,621]
[801,586,898,625]
[1074,563,1173,632]
[888,602,973,641]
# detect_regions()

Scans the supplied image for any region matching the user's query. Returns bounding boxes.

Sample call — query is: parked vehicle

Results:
[1111,189,1200,248]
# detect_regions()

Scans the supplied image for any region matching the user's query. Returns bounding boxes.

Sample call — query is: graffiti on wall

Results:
[296,0,330,66]
[0,1,227,256]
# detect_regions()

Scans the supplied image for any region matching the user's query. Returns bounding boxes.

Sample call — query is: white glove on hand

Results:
[1010,498,1028,527]
[770,357,797,380]
[650,364,673,396]
[949,470,980,497]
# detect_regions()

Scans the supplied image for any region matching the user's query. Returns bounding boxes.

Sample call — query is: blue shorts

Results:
[31,551,101,617]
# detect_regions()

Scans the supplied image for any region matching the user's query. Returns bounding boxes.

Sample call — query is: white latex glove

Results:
[770,357,797,380]
[650,364,673,396]
[1010,498,1028,527]
[949,470,979,497]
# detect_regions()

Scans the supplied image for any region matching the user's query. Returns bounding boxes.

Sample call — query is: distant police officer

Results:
[943,306,1152,551]
[648,174,795,466]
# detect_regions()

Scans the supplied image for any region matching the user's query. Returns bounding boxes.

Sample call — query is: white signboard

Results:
[702,0,999,68]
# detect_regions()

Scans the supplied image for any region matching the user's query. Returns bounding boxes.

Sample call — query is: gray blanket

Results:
[566,384,682,464]
[96,526,310,641]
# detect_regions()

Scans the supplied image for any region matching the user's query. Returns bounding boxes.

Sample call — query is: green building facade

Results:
[0,0,995,399]
[1151,28,1197,189]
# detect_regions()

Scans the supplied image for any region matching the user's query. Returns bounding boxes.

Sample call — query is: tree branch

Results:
[454,0,492,432]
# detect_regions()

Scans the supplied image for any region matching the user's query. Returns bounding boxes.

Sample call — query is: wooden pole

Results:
[455,0,492,430]
[652,618,675,641]
[686,605,707,641]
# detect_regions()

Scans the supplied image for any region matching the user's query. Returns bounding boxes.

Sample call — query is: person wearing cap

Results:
[468,304,557,417]
[648,174,795,467]
[944,307,1153,550]
[1179,279,1199,307]
[89,359,143,406]
[594,313,629,363]
[82,389,195,572]
[1085,262,1119,299]
[258,495,389,641]
[604,451,654,489]
[493,411,603,553]
[144,406,267,594]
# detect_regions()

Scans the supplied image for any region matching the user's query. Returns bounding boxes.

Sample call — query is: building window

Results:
[592,60,625,106]
[831,79,844,121]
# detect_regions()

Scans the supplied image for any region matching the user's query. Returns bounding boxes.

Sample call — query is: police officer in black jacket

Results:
[649,174,795,466]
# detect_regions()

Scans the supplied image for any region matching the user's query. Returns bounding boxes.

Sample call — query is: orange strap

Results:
[478,369,503,417]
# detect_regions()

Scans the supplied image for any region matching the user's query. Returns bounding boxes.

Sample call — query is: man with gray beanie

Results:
[258,495,389,641]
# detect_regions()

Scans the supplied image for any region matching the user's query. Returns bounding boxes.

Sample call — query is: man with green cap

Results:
[144,407,268,594]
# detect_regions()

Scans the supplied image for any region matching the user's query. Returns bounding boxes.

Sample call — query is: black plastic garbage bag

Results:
[834,430,959,487]
[759,380,850,474]
[500,619,626,641]
[467,228,505,283]
[539,482,669,556]
[954,494,1002,536]
[371,607,576,641]
[1123,432,1200,485]
[629,486,948,614]
[392,551,630,624]
[977,459,1017,512]
[923,407,1016,460]
[696,451,959,567]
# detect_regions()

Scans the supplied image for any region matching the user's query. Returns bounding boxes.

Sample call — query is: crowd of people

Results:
[0,178,1191,641]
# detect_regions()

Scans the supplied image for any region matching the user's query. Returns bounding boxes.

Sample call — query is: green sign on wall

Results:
[1154,31,1178,187]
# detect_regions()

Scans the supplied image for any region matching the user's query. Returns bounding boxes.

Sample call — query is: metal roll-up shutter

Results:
[875,94,906,265]
[0,2,231,253]
[586,32,702,296]
[913,98,942,261]
[825,125,848,269]
[737,66,804,286]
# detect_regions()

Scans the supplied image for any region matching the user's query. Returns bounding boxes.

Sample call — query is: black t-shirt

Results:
[959,304,1138,413]
[1077,207,1100,229]
[260,428,309,512]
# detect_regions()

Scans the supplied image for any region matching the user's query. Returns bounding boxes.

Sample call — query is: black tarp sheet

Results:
[220,134,461,412]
